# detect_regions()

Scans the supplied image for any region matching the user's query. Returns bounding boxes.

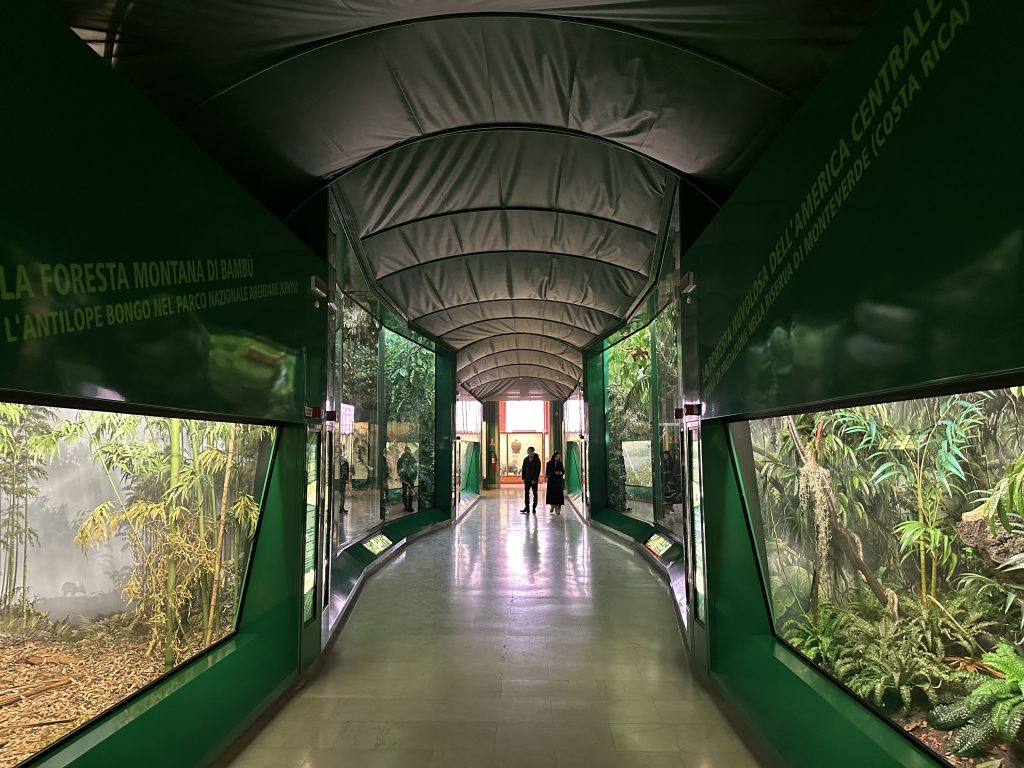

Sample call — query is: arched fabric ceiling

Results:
[363,210,657,280]
[335,129,668,237]
[332,128,670,400]
[457,336,584,402]
[47,1,879,401]
[471,376,573,402]
[183,15,792,207]
[54,1,877,122]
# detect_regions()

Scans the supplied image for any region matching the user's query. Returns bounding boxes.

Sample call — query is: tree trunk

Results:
[783,417,892,611]
[205,424,236,646]
[164,418,181,670]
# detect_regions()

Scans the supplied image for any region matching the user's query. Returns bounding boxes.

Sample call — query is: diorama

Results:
[0,404,270,767]
[335,297,435,534]
[604,302,683,531]
[751,386,1024,767]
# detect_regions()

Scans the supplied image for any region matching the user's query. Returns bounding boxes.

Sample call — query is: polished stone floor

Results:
[229,490,758,768]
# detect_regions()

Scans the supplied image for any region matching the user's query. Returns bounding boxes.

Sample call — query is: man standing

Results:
[337,449,350,515]
[398,446,417,512]
[520,446,541,515]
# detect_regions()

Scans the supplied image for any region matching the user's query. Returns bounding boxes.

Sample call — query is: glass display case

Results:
[0,402,273,767]
[746,385,1024,766]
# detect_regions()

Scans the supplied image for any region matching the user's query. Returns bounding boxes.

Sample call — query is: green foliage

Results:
[605,327,652,512]
[340,297,380,416]
[0,404,53,615]
[835,395,985,600]
[930,640,1024,755]
[784,594,980,714]
[783,602,847,668]
[959,570,1024,646]
[832,600,972,711]
[383,330,435,502]
[767,538,812,622]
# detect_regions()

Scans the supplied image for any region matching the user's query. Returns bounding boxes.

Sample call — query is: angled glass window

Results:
[748,386,1024,766]
[0,403,273,766]
[604,327,654,522]
[563,386,586,515]
[383,328,435,518]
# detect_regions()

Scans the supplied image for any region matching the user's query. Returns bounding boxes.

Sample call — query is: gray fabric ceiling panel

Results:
[470,376,575,402]
[380,253,647,323]
[463,364,580,392]
[443,318,597,350]
[337,130,668,238]
[54,1,875,122]
[363,209,657,280]
[416,300,614,340]
[458,335,584,367]
[184,15,787,204]
[458,349,583,383]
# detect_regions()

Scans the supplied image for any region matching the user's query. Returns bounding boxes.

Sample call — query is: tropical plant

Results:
[605,327,653,512]
[383,330,435,507]
[931,640,1024,755]
[832,603,973,711]
[340,297,380,417]
[959,570,1024,647]
[767,537,813,622]
[835,395,985,601]
[782,602,849,668]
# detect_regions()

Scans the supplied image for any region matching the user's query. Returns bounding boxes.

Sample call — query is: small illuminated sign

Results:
[645,533,673,557]
[363,533,394,556]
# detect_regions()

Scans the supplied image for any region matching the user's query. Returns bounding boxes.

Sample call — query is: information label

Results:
[645,533,673,557]
[363,534,394,556]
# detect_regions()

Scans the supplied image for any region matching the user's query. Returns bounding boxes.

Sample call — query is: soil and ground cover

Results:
[0,637,163,767]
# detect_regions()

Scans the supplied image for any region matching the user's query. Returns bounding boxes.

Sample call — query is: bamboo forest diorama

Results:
[752,387,1024,766]
[0,404,270,767]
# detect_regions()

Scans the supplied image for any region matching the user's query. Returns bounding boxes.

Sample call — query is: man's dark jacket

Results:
[521,453,541,483]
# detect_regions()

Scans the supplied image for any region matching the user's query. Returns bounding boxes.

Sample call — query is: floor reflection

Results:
[230,489,760,768]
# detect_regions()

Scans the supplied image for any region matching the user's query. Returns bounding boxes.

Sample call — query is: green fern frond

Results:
[954,714,998,756]
[930,701,971,730]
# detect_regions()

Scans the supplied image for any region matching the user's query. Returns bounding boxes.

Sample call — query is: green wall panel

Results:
[460,442,481,495]
[693,0,1022,420]
[584,349,607,513]
[1,1,326,424]
[483,402,499,489]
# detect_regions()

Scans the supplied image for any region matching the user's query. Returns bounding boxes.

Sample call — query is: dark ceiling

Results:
[51,0,879,401]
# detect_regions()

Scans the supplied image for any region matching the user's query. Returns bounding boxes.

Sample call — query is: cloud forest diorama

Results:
[0,404,271,767]
[751,386,1024,767]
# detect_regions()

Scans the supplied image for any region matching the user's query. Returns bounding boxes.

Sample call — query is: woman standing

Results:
[545,451,565,515]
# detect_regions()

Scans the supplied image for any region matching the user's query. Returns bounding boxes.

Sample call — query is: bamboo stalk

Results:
[205,424,236,645]
[164,418,181,670]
